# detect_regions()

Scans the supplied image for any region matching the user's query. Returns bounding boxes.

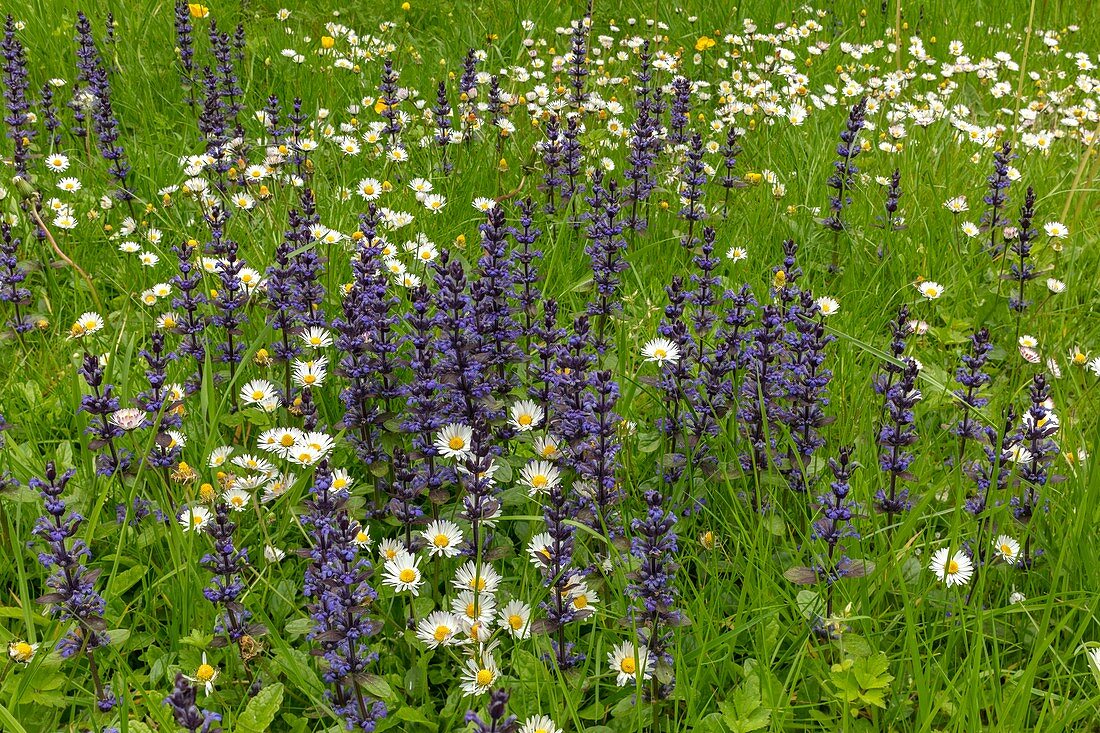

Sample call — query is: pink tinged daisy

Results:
[509,400,544,431]
[608,641,653,687]
[108,408,146,431]
[642,337,680,364]
[178,506,212,533]
[415,611,461,649]
[383,553,424,596]
[928,547,973,587]
[421,519,464,558]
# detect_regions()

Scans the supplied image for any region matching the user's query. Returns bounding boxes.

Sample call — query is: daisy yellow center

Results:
[620,657,636,674]
[252,390,265,400]
[1073,354,1085,364]
[310,337,321,345]
[947,560,960,575]
[433,533,450,547]
[280,435,295,447]
[230,496,245,507]
[448,436,466,450]
[398,568,417,583]
[433,625,451,642]
[532,474,548,488]
[573,594,588,609]
[420,251,432,259]
[470,577,487,591]
[191,513,204,527]
[356,531,369,543]
[475,668,494,686]
[653,348,667,359]
[1000,544,1013,556]
[12,642,32,659]
[304,375,316,384]
[541,445,558,457]
[508,614,524,630]
[195,664,215,682]
[163,317,177,328]
[466,602,479,618]
[518,414,533,426]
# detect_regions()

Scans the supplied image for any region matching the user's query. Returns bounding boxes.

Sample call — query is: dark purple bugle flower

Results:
[982,141,1013,257]
[2,15,36,175]
[39,81,62,148]
[583,173,629,351]
[0,222,33,334]
[560,115,584,215]
[550,314,596,448]
[466,688,519,733]
[952,327,993,444]
[738,304,784,507]
[30,462,114,709]
[624,41,660,230]
[173,1,196,101]
[164,673,223,732]
[568,15,590,110]
[539,115,565,214]
[577,370,623,533]
[531,298,565,421]
[875,358,920,521]
[822,96,867,234]
[668,75,692,146]
[534,479,586,670]
[79,352,131,477]
[206,210,249,402]
[1013,373,1057,566]
[201,502,255,643]
[1008,185,1037,313]
[512,196,543,344]
[812,447,859,584]
[379,58,403,148]
[677,132,707,249]
[170,243,208,395]
[472,206,521,404]
[301,462,387,731]
[386,448,425,551]
[628,487,680,698]
[872,305,910,398]
[433,79,454,173]
[777,290,834,494]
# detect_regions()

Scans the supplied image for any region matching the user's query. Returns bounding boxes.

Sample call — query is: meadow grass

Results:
[0,0,1098,732]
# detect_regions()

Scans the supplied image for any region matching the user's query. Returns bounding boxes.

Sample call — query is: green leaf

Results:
[0,704,27,733]
[124,722,156,733]
[360,673,397,702]
[718,661,771,733]
[236,682,284,733]
[284,617,313,638]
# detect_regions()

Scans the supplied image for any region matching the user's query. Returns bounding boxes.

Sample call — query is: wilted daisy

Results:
[520,460,561,497]
[183,653,219,695]
[263,545,287,563]
[8,640,38,664]
[928,547,973,587]
[383,553,424,596]
[498,599,533,638]
[992,535,1020,564]
[416,611,461,649]
[642,337,680,364]
[460,655,500,696]
[509,400,544,432]
[519,716,562,733]
[435,423,473,459]
[453,561,502,594]
[917,281,944,300]
[178,506,212,533]
[421,519,464,558]
[608,641,653,687]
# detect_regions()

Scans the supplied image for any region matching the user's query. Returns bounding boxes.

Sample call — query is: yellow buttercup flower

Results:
[321,36,335,49]
[188,4,209,18]
[694,36,716,52]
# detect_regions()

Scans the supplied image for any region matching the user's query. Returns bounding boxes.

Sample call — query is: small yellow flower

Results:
[253,348,271,366]
[199,482,217,503]
[321,36,335,49]
[188,4,209,18]
[401,1,411,9]
[694,36,716,52]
